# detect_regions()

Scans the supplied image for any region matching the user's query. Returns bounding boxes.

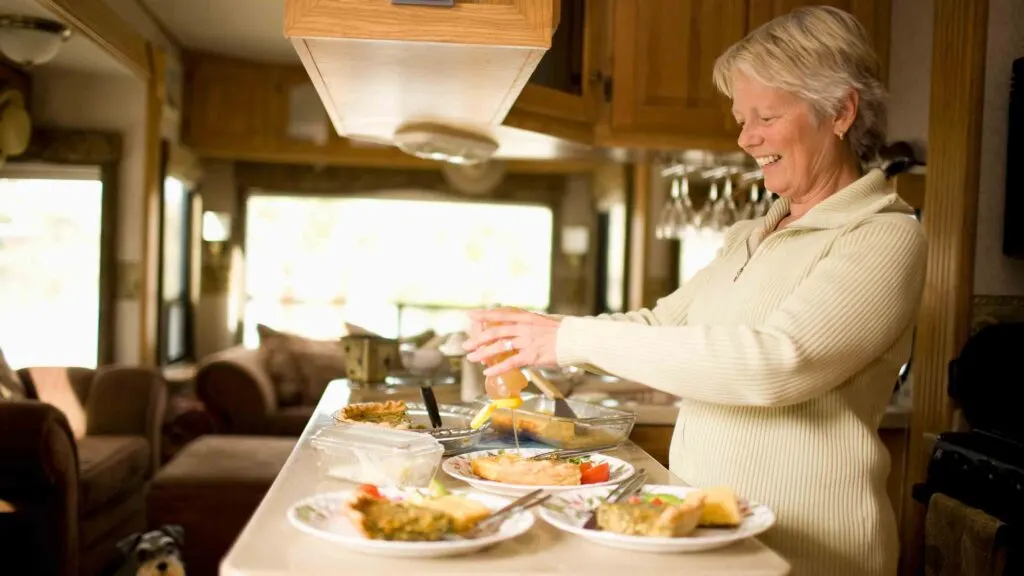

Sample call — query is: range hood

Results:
[284,0,560,162]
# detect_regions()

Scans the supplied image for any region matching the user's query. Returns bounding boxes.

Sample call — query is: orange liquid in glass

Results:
[481,318,530,452]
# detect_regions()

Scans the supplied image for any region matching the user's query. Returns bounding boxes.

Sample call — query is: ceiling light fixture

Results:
[393,122,499,166]
[0,15,71,67]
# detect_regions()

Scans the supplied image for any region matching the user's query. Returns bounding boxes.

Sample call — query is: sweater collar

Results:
[758,168,914,233]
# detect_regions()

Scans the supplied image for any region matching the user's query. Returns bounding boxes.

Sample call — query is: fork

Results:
[581,468,648,530]
[445,488,551,540]
[525,445,619,461]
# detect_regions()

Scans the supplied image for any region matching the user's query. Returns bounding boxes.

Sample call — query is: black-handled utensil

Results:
[582,469,648,530]
[419,385,443,429]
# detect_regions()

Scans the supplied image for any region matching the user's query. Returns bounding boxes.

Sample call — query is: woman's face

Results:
[730,72,841,200]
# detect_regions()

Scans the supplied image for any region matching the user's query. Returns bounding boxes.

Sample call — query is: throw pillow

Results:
[256,324,351,406]
[28,367,87,439]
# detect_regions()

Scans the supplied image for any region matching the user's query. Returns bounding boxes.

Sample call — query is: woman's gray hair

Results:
[712,6,888,163]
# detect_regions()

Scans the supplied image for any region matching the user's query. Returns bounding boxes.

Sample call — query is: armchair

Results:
[0,366,166,576]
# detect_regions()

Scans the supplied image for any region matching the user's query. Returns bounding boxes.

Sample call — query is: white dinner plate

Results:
[442,448,635,497]
[286,487,534,558]
[538,484,776,553]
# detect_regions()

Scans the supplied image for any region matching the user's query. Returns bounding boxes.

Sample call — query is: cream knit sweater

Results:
[557,169,926,576]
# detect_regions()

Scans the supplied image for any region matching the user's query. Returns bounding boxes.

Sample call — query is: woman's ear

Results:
[833,89,860,138]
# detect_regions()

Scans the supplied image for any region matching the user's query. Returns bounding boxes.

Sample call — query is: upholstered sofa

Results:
[0,365,166,576]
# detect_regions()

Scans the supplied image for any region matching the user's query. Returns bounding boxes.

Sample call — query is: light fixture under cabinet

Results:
[0,15,71,67]
[393,123,498,166]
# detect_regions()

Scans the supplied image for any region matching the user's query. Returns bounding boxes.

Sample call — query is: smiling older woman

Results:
[462,6,925,576]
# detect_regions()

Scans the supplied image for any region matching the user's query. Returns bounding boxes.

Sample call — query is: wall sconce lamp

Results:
[202,210,232,261]
[202,211,231,243]
[561,225,590,268]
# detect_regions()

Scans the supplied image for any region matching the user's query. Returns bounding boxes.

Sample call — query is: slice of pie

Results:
[344,493,453,541]
[596,493,706,537]
[336,400,411,429]
[470,453,581,486]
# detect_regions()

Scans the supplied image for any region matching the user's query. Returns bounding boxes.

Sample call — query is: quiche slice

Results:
[336,400,411,429]
[596,493,706,537]
[344,493,452,541]
[471,453,581,486]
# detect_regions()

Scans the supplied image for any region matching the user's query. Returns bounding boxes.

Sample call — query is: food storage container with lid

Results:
[309,423,443,487]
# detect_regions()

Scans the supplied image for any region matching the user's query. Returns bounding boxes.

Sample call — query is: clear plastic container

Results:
[309,424,444,487]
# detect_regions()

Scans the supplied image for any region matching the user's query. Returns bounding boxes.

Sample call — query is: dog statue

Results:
[115,525,186,576]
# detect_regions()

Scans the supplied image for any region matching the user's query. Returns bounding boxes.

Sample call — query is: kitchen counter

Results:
[220,381,791,576]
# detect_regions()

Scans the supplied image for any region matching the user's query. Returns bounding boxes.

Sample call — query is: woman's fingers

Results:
[467,308,535,325]
[482,350,527,376]
[463,324,520,352]
[465,336,514,363]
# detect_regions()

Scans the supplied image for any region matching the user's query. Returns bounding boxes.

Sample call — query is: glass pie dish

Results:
[472,393,637,449]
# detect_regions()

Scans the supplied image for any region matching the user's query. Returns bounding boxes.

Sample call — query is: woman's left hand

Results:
[462,308,562,376]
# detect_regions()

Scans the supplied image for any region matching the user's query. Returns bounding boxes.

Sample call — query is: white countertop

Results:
[220,382,791,576]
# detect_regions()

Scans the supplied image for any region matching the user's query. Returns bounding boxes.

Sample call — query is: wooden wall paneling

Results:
[626,159,650,310]
[900,0,989,572]
[140,44,168,365]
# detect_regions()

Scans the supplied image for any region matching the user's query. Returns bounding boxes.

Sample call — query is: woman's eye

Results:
[760,116,777,124]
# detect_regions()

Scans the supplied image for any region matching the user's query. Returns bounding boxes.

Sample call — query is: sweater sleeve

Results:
[597,257,721,326]
[555,217,927,407]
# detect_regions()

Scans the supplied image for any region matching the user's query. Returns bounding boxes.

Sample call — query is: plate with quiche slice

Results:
[538,484,775,553]
[442,448,635,497]
[287,483,535,558]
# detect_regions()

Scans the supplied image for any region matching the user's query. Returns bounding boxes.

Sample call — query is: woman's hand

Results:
[462,308,562,376]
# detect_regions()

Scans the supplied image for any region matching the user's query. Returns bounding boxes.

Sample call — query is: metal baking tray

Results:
[473,393,636,449]
[331,402,487,456]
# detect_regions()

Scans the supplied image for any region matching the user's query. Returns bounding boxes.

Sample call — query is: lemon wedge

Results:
[469,396,524,429]
[491,397,523,409]
[470,403,496,430]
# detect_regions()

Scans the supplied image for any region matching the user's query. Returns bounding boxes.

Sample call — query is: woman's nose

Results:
[737,124,760,150]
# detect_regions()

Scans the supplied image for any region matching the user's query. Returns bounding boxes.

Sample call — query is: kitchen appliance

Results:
[913,323,1023,567]
[1004,57,1024,259]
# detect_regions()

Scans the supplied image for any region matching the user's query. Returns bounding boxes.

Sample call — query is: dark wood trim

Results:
[15,127,123,366]
[98,163,119,366]
[621,163,635,310]
[901,0,990,572]
[22,128,122,165]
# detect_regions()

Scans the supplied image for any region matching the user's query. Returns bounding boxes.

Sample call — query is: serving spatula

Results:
[522,367,578,419]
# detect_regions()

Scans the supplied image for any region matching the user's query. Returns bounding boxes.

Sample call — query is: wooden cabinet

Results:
[503,0,892,151]
[504,0,606,144]
[605,0,748,148]
[747,0,892,84]
[182,53,452,168]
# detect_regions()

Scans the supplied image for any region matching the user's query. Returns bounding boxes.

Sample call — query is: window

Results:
[678,228,726,284]
[157,175,198,365]
[243,195,553,345]
[0,164,104,368]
